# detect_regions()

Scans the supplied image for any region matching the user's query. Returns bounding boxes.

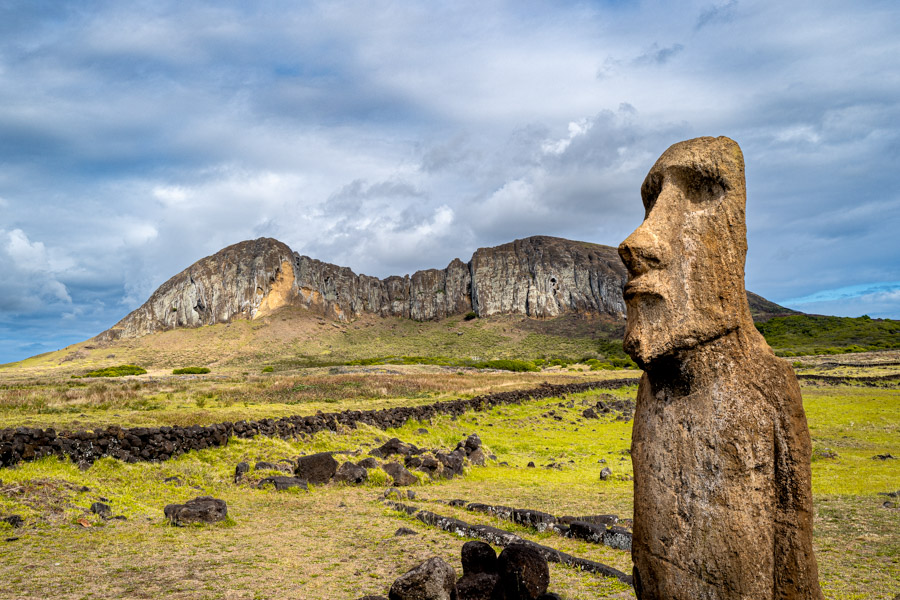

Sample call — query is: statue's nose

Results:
[618,223,666,277]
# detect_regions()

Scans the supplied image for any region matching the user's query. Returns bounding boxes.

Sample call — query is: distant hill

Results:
[95,236,629,341]
[756,314,900,356]
[746,291,801,322]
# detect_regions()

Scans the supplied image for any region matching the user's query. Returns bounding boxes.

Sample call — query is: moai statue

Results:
[618,137,824,599]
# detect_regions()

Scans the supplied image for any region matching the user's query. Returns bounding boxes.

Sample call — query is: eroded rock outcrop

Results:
[96,236,627,340]
[619,137,823,599]
[97,238,297,341]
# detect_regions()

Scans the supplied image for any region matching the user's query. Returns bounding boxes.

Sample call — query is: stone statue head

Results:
[618,136,753,368]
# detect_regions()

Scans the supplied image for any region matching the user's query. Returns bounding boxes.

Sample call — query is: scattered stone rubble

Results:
[163,496,228,526]
[231,433,491,495]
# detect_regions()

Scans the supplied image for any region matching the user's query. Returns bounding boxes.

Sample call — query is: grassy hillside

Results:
[4,299,899,379]
[756,314,900,356]
[0,310,629,378]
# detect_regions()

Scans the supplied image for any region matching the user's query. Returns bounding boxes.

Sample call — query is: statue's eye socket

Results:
[640,175,662,214]
[668,167,727,209]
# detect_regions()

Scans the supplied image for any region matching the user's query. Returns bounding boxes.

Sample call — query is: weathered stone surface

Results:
[436,451,465,478]
[496,543,549,600]
[383,462,418,487]
[90,502,112,518]
[371,438,419,459]
[388,556,458,600]
[334,461,368,484]
[456,572,498,600]
[233,461,249,483]
[97,238,297,341]
[567,521,605,544]
[461,540,498,575]
[470,237,625,319]
[602,526,632,551]
[618,136,823,599]
[256,476,308,491]
[467,448,486,467]
[357,457,379,469]
[164,496,227,526]
[295,452,338,484]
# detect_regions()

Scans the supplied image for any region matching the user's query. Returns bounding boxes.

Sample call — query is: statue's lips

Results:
[623,280,662,301]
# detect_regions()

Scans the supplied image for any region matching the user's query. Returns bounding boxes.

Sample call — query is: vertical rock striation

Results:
[96,235,627,340]
[97,238,297,341]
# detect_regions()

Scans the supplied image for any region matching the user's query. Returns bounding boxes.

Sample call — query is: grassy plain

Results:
[0,357,897,599]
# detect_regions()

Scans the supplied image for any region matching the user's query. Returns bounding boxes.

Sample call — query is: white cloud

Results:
[0,229,72,310]
[541,119,594,156]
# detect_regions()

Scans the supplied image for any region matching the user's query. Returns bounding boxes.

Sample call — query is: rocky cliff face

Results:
[97,235,628,341]
[97,238,297,341]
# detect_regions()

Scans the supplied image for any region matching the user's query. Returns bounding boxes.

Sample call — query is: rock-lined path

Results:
[383,500,633,585]
[445,499,632,551]
[0,378,638,468]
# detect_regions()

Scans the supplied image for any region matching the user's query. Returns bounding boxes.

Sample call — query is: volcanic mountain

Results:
[96,236,634,341]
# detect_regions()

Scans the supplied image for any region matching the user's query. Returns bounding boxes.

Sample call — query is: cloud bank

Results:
[1,0,898,362]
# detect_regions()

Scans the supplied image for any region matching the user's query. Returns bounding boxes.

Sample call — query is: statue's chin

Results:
[623,330,670,369]
[625,318,741,370]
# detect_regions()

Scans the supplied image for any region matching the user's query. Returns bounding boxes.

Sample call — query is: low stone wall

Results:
[796,373,900,386]
[0,378,638,468]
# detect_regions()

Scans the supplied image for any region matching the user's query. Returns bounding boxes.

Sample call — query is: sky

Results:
[1,0,899,364]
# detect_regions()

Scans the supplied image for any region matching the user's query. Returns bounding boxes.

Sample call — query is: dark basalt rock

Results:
[372,438,420,459]
[436,451,464,478]
[1,515,23,528]
[567,521,605,543]
[388,556,457,600]
[383,462,418,487]
[456,572,498,600]
[335,461,368,484]
[164,496,227,526]
[557,514,618,526]
[295,452,338,484]
[394,527,418,536]
[497,543,549,600]
[467,448,486,466]
[461,541,498,575]
[234,462,249,483]
[256,476,308,491]
[90,502,112,518]
[358,457,379,469]
[603,526,632,551]
[457,434,482,454]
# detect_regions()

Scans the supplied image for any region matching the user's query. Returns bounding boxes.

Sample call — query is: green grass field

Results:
[0,365,897,599]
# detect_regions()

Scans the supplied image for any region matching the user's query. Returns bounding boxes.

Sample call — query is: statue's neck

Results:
[645,325,766,394]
